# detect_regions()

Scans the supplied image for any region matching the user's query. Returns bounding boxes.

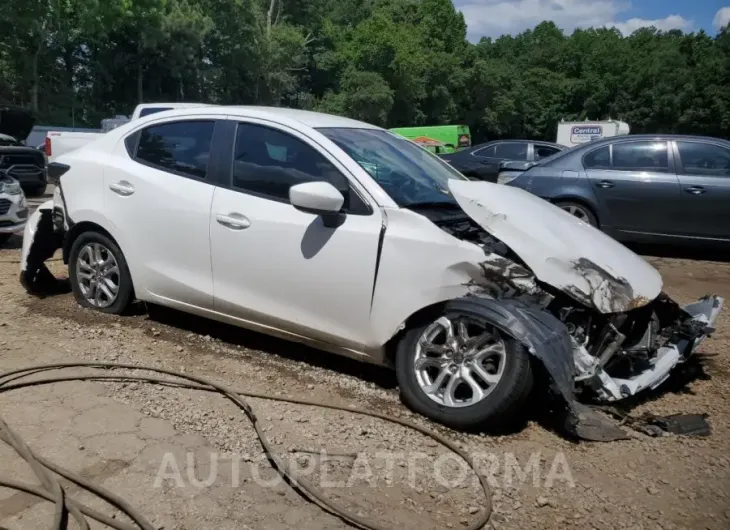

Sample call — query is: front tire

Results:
[396,301,533,431]
[68,231,133,314]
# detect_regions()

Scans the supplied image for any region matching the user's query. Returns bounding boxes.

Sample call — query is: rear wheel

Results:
[555,200,598,227]
[68,231,133,314]
[396,301,533,430]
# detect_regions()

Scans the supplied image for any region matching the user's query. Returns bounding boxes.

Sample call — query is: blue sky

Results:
[454,0,730,41]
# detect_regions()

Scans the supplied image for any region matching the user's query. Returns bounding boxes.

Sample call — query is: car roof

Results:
[142,105,382,130]
[580,133,730,147]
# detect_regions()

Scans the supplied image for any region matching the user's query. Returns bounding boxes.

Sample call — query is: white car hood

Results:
[448,180,663,314]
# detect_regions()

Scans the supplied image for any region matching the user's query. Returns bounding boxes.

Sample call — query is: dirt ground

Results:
[1,191,729,530]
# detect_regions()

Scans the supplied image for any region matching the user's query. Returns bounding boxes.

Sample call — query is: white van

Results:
[555,119,630,148]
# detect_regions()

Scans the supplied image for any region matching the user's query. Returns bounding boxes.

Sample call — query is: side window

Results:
[139,107,173,117]
[232,122,370,214]
[583,146,611,169]
[494,142,528,161]
[612,141,669,173]
[534,145,561,160]
[676,141,730,177]
[135,120,214,179]
[473,144,496,157]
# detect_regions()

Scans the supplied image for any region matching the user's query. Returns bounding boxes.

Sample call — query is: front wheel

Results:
[396,301,533,431]
[68,231,134,314]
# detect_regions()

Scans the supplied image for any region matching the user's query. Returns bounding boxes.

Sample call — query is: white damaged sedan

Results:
[19,106,723,436]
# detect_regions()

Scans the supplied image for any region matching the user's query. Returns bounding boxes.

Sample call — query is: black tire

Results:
[68,231,134,314]
[555,200,598,227]
[0,233,12,246]
[24,184,47,197]
[396,301,533,431]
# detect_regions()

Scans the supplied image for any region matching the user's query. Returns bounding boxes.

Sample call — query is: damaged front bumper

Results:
[586,294,724,402]
[19,199,65,293]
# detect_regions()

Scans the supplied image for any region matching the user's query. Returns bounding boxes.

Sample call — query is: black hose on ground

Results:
[0,362,492,530]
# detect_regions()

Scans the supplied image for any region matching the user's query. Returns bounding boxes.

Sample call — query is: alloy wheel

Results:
[76,242,120,308]
[413,315,506,408]
[561,204,590,223]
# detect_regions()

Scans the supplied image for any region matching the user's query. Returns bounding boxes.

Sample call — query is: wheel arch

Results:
[383,301,448,368]
[63,221,137,297]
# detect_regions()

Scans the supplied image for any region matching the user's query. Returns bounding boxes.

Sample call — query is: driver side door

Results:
[209,119,385,352]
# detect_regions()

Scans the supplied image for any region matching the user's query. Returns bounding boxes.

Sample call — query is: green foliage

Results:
[0,0,728,141]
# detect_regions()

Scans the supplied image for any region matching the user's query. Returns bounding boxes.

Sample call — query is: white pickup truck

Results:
[44,102,211,162]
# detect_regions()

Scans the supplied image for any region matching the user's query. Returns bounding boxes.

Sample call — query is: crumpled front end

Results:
[19,198,64,294]
[573,293,724,402]
[427,179,724,436]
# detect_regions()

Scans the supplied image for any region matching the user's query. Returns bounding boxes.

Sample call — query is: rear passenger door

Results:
[673,140,730,241]
[105,117,221,308]
[583,140,681,237]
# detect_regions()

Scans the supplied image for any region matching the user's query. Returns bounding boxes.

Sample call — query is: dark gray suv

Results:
[503,135,730,245]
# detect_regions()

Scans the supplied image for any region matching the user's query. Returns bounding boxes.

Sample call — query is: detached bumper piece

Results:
[19,202,64,295]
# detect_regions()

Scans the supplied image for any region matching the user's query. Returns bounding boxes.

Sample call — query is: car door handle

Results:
[596,180,614,189]
[216,212,251,230]
[108,180,135,196]
[684,186,705,195]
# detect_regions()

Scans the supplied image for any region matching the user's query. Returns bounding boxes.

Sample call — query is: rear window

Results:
[135,120,214,179]
[139,107,173,118]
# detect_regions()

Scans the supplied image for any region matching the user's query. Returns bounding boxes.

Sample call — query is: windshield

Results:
[317,127,466,207]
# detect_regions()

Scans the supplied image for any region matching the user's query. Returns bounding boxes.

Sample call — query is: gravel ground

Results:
[1,207,729,529]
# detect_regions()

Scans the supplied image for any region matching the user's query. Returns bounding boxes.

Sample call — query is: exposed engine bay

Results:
[418,205,723,406]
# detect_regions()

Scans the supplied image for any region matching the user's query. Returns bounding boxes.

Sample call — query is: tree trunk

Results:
[137,62,144,103]
[30,41,42,113]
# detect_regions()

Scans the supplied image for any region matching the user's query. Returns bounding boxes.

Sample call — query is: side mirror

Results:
[289,181,344,216]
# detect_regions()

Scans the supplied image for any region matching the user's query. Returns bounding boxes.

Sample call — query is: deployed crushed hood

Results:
[449,180,663,314]
[0,105,35,142]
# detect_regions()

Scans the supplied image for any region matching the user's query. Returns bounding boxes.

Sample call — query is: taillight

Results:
[44,137,52,156]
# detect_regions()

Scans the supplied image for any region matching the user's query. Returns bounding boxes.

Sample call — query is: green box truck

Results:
[389,125,471,154]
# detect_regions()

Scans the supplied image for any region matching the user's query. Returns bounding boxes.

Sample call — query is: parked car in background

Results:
[440,139,565,182]
[19,107,723,433]
[45,102,211,162]
[0,175,28,245]
[0,105,48,196]
[503,134,730,244]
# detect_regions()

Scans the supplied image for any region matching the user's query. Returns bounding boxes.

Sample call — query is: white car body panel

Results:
[369,207,487,343]
[448,179,663,313]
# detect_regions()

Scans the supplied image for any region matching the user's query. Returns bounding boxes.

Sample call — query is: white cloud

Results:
[456,0,694,41]
[609,15,693,36]
[713,7,730,31]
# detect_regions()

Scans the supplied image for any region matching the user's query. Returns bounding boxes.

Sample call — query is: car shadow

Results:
[145,304,399,390]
